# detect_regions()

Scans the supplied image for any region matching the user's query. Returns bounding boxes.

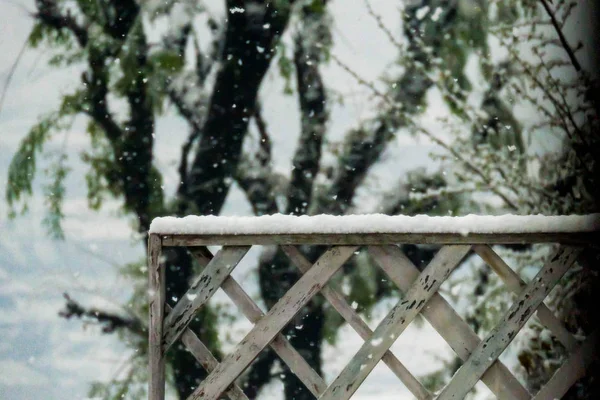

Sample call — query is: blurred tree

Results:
[7,0,301,398]
[342,0,598,397]
[5,0,470,398]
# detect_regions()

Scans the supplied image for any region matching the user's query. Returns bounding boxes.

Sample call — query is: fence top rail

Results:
[150,214,600,246]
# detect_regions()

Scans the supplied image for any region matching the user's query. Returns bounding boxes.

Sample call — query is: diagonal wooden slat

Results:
[163,246,251,351]
[188,246,358,400]
[166,305,249,400]
[188,248,327,397]
[282,245,432,400]
[474,244,578,351]
[148,234,166,400]
[369,245,530,400]
[436,246,582,400]
[319,245,471,400]
[533,329,599,400]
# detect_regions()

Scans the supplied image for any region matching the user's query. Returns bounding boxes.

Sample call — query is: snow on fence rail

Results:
[148,214,600,400]
[150,213,600,246]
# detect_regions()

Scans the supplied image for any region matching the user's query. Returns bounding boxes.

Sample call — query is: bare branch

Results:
[539,0,582,72]
[363,0,403,49]
[0,36,28,118]
[59,292,144,337]
[317,54,431,214]
[334,53,521,210]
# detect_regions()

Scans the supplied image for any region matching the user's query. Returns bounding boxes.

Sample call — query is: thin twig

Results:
[333,53,521,210]
[0,36,28,118]
[363,0,403,50]
[539,0,582,72]
[59,292,145,336]
[331,53,387,100]
[416,127,520,210]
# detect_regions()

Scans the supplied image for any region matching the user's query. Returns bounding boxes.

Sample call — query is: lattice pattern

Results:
[148,235,596,400]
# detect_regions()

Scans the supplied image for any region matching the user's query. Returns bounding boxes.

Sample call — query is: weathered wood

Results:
[160,232,600,247]
[369,245,531,400]
[188,246,358,400]
[282,245,432,400]
[149,215,596,400]
[188,248,327,397]
[167,305,249,400]
[436,246,582,400]
[148,234,165,400]
[533,330,599,400]
[162,246,250,351]
[474,244,578,351]
[320,245,471,400]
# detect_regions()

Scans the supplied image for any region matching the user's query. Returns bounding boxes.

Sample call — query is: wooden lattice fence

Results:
[147,215,599,400]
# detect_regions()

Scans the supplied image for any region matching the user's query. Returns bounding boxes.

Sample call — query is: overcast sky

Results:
[1,0,597,399]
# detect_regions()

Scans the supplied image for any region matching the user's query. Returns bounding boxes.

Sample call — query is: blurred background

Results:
[1,0,598,399]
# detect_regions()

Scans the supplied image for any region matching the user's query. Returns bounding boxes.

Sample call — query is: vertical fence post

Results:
[148,234,165,400]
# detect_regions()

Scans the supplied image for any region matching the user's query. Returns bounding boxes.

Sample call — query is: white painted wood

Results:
[319,245,471,400]
[162,246,250,351]
[188,248,327,397]
[167,305,249,400]
[474,244,578,352]
[187,246,358,400]
[369,245,531,400]
[282,245,432,400]
[148,234,165,400]
[533,330,598,400]
[436,246,582,400]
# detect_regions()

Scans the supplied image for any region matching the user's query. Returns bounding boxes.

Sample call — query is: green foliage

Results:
[322,269,345,344]
[397,169,464,216]
[61,90,87,115]
[400,0,491,116]
[28,17,84,69]
[28,22,48,48]
[276,42,294,95]
[81,137,121,210]
[112,22,148,96]
[48,50,86,67]
[42,153,70,239]
[347,252,378,313]
[323,252,383,345]
[146,166,166,219]
[147,49,185,113]
[495,0,520,24]
[274,0,294,14]
[306,0,326,14]
[149,50,185,73]
[28,20,75,49]
[6,113,60,214]
[6,86,86,219]
[75,0,103,22]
